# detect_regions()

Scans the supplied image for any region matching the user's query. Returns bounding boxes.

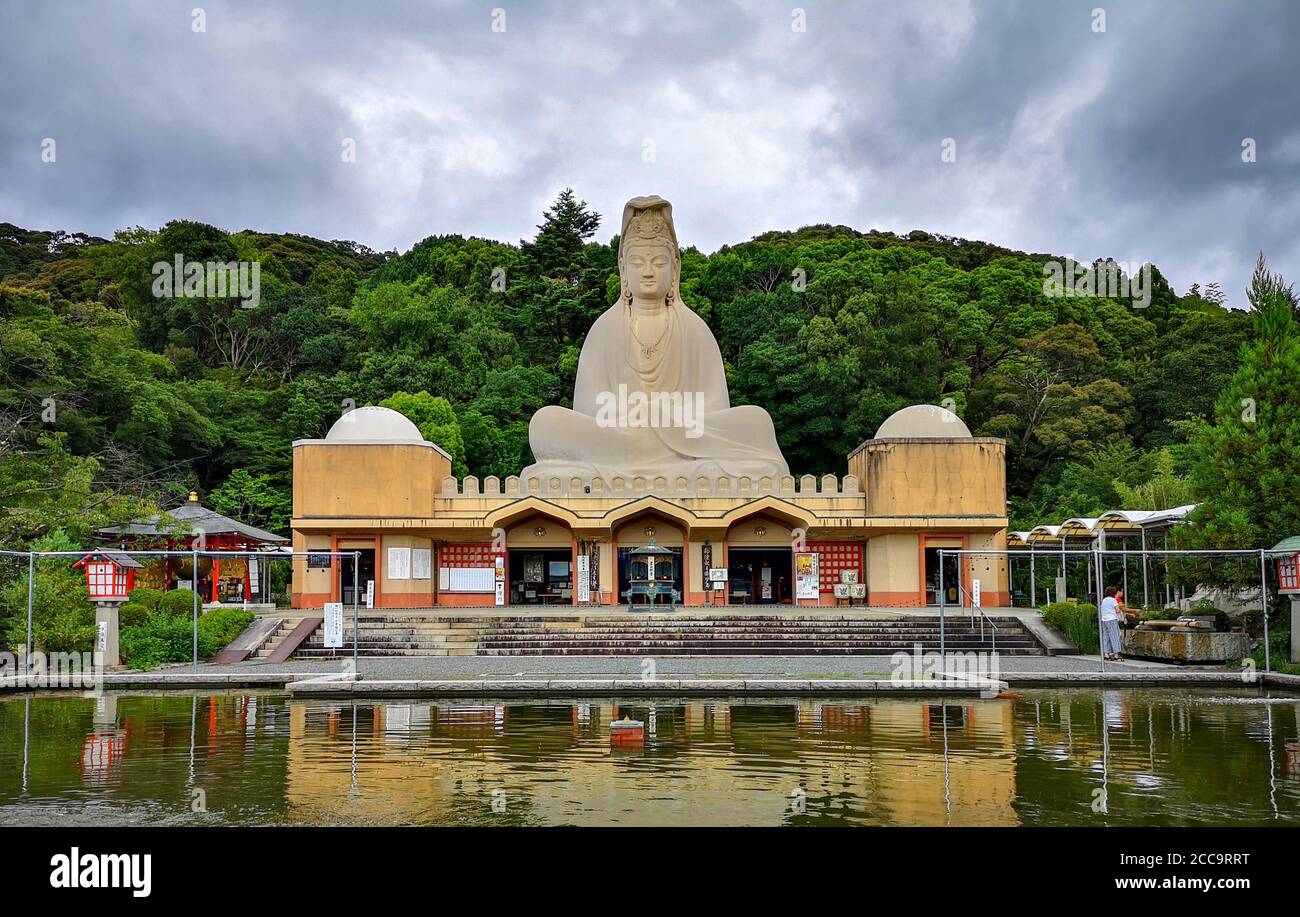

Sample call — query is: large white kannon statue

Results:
[522,195,790,485]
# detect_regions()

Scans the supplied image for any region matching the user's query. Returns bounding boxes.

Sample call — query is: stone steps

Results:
[284,612,1040,658]
[296,646,1039,657]
[252,620,295,659]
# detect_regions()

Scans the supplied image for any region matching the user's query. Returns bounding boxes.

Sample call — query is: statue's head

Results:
[618,196,680,306]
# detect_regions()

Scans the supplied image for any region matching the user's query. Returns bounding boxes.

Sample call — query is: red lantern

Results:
[72,552,140,601]
[1279,552,1300,595]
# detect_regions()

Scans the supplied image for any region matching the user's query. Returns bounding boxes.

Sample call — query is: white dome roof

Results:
[874,404,971,439]
[325,406,425,443]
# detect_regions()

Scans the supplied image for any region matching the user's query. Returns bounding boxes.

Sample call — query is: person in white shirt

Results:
[1099,585,1123,660]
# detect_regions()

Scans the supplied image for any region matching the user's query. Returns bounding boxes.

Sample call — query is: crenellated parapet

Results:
[439,472,862,498]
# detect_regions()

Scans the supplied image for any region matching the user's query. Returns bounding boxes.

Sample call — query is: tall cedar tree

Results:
[1187,253,1300,563]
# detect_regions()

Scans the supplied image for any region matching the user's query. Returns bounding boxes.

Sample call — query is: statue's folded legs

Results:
[526,403,788,485]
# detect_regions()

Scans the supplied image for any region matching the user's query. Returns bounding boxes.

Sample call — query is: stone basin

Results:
[1123,629,1251,663]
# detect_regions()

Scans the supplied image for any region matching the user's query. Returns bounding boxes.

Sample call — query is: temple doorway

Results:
[339,549,375,606]
[728,548,792,604]
[924,547,961,605]
[509,549,573,604]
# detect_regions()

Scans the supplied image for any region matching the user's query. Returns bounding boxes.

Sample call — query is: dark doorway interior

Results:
[728,548,792,604]
[340,548,375,605]
[509,548,573,604]
[924,547,961,605]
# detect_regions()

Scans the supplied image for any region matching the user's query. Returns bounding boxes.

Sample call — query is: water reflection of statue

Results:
[522,196,789,485]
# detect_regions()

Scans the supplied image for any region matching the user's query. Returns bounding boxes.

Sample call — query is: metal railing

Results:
[955,581,998,654]
[1,548,361,674]
[938,546,1283,674]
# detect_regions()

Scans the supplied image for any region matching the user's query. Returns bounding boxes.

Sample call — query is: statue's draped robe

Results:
[523,300,789,484]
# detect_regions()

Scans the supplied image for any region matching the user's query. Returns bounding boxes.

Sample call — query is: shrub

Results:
[120,606,254,670]
[1240,626,1298,676]
[34,611,98,655]
[1040,601,1100,654]
[125,587,165,614]
[199,607,255,649]
[119,624,181,670]
[157,588,198,619]
[0,567,94,654]
[119,600,152,628]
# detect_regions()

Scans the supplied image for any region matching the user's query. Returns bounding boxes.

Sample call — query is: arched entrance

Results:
[506,514,575,605]
[613,512,686,607]
[725,515,793,605]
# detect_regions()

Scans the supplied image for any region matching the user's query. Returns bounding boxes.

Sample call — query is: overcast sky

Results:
[2,0,1297,306]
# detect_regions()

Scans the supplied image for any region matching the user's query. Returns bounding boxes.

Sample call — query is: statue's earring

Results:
[623,284,632,304]
[665,287,675,305]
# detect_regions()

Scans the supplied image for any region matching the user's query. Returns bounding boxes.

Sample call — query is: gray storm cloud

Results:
[1,0,1296,305]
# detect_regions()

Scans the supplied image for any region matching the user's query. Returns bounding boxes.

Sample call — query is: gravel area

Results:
[192,652,1194,680]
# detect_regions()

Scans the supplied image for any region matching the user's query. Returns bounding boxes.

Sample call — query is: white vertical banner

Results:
[576,554,590,603]
[971,578,981,608]
[494,556,505,606]
[323,601,343,648]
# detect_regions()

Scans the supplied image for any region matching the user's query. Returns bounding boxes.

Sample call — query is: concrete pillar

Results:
[1291,597,1300,664]
[94,600,121,669]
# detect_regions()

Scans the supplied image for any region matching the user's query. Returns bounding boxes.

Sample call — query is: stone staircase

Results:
[252,614,323,660]
[289,613,1043,657]
[294,616,491,658]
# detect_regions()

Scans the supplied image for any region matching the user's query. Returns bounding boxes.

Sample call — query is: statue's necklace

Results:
[630,309,670,360]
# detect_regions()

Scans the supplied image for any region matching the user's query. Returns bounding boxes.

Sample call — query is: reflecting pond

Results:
[2,688,1299,826]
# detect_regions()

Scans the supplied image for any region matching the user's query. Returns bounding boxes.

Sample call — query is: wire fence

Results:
[0,549,360,674]
[938,546,1286,674]
[1,545,1289,677]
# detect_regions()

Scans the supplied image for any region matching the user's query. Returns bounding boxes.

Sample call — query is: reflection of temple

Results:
[282,698,1018,826]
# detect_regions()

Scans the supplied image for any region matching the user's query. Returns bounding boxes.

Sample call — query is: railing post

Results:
[1140,529,1149,609]
[1260,549,1271,674]
[26,551,35,673]
[192,548,199,671]
[353,550,360,674]
[1095,545,1105,673]
[938,549,946,666]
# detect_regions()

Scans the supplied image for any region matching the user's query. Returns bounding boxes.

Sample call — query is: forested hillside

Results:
[2,190,1292,552]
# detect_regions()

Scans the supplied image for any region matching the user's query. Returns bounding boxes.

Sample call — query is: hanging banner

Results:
[323,602,343,648]
[576,554,590,603]
[795,552,819,601]
[494,555,506,606]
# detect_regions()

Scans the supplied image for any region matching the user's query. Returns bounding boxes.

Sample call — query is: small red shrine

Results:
[97,491,287,603]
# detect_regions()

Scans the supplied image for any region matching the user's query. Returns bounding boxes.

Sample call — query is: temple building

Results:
[99,490,286,604]
[289,402,1010,610]
[290,195,1010,611]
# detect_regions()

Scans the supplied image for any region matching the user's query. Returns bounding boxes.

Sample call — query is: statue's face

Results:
[624,242,674,301]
